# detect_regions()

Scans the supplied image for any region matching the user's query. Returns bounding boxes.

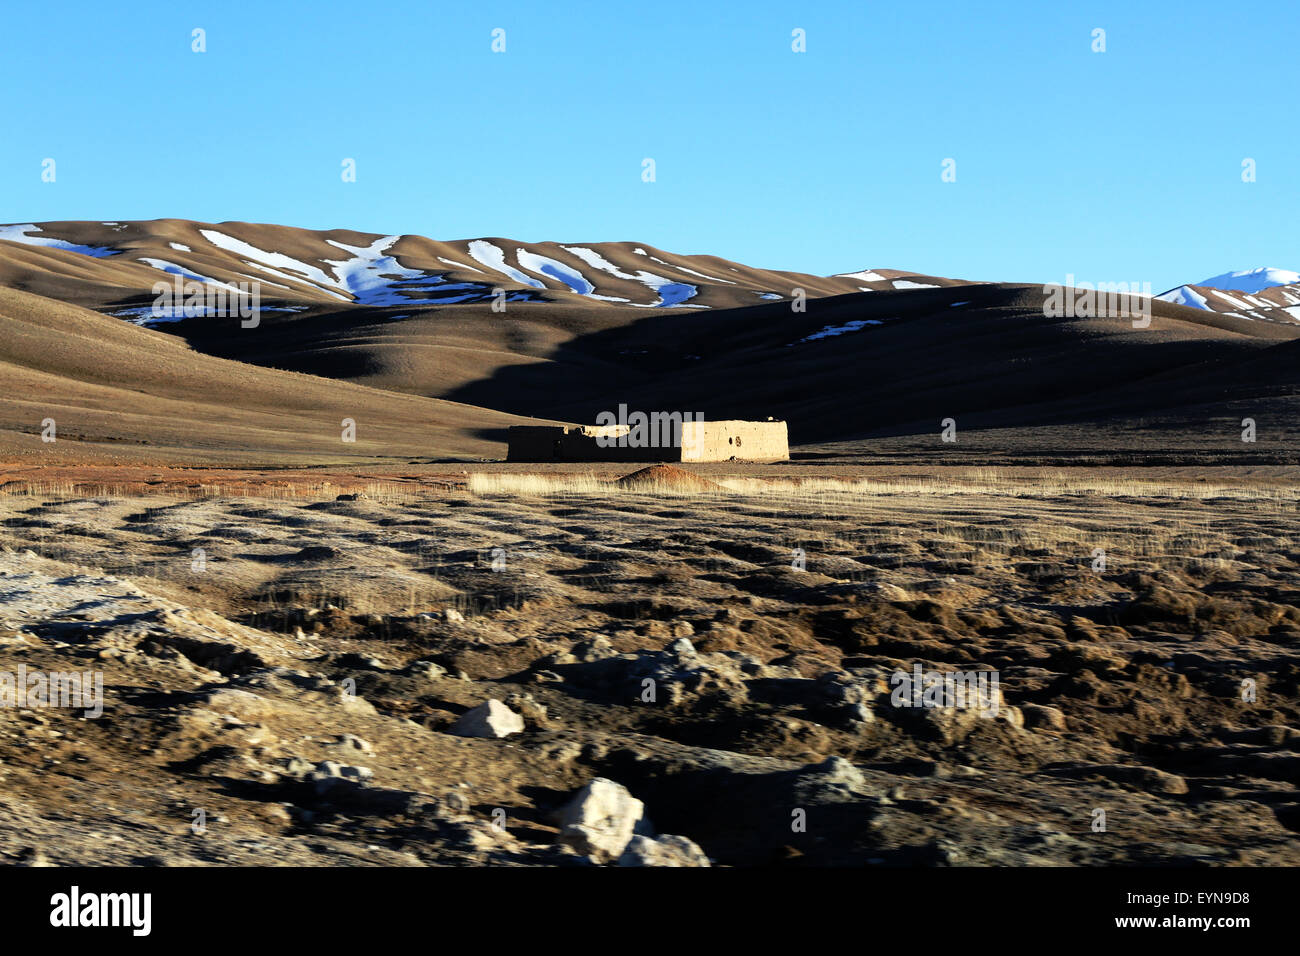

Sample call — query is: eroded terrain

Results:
[0,470,1298,866]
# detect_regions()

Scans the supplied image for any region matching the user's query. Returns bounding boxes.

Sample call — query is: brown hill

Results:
[0,220,966,315]
[0,286,540,465]
[5,219,1300,465]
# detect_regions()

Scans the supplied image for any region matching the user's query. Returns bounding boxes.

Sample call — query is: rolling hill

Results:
[3,220,1300,465]
[0,220,966,316]
[0,285,536,464]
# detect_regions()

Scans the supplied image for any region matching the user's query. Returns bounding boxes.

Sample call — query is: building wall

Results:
[681,420,789,462]
[506,421,789,463]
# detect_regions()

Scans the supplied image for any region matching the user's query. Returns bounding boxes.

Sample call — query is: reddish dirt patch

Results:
[616,464,723,491]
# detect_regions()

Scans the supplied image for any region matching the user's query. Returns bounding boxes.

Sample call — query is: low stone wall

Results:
[506,425,675,463]
[506,421,789,463]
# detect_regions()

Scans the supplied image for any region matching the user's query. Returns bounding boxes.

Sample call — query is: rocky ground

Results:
[0,468,1298,866]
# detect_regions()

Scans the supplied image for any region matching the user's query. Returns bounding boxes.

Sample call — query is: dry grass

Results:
[0,479,421,502]
[466,468,1300,502]
[467,472,723,497]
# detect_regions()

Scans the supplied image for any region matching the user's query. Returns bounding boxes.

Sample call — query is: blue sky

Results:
[1,0,1294,291]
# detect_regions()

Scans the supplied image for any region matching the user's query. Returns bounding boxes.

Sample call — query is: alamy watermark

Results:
[889,663,1000,718]
[0,664,103,718]
[152,276,261,327]
[50,886,150,936]
[1042,275,1152,328]
[593,405,704,450]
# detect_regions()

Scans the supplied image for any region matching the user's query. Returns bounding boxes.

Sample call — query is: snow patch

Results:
[1210,289,1253,310]
[648,255,736,284]
[198,229,349,300]
[561,245,701,307]
[323,236,453,306]
[1156,286,1210,310]
[794,318,884,343]
[439,256,483,274]
[516,249,594,294]
[467,240,544,289]
[0,223,117,258]
[136,258,242,291]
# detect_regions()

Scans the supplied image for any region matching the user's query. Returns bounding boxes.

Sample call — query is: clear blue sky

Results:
[1,0,1294,291]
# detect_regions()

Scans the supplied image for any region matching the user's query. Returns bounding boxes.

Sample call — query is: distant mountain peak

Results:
[1156,266,1300,325]
[1196,267,1299,294]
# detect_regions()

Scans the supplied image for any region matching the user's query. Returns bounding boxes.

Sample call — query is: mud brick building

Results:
[507,420,789,462]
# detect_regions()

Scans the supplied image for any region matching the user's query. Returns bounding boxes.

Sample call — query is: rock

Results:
[622,640,754,707]
[14,847,52,867]
[617,834,710,867]
[281,756,314,777]
[451,700,524,738]
[444,608,465,624]
[200,688,277,720]
[334,734,373,753]
[1000,705,1025,731]
[335,652,385,671]
[308,762,388,800]
[886,682,1021,743]
[404,659,447,681]
[441,790,471,814]
[294,545,340,561]
[811,755,867,790]
[569,635,617,662]
[1049,643,1128,676]
[504,692,549,726]
[817,671,881,727]
[311,760,372,782]
[865,582,911,601]
[1086,764,1189,795]
[669,637,697,658]
[1021,703,1069,732]
[263,804,295,827]
[557,778,647,863]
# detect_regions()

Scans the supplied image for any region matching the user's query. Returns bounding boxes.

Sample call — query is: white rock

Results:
[309,761,373,795]
[617,834,710,867]
[312,761,372,781]
[557,778,646,863]
[451,699,524,738]
[669,637,696,658]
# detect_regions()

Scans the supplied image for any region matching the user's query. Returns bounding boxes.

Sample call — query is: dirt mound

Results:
[616,465,722,491]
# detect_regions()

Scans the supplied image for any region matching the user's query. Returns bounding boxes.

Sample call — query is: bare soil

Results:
[0,466,1297,865]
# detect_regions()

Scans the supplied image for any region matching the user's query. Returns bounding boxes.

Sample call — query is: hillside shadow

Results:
[444,285,1300,458]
